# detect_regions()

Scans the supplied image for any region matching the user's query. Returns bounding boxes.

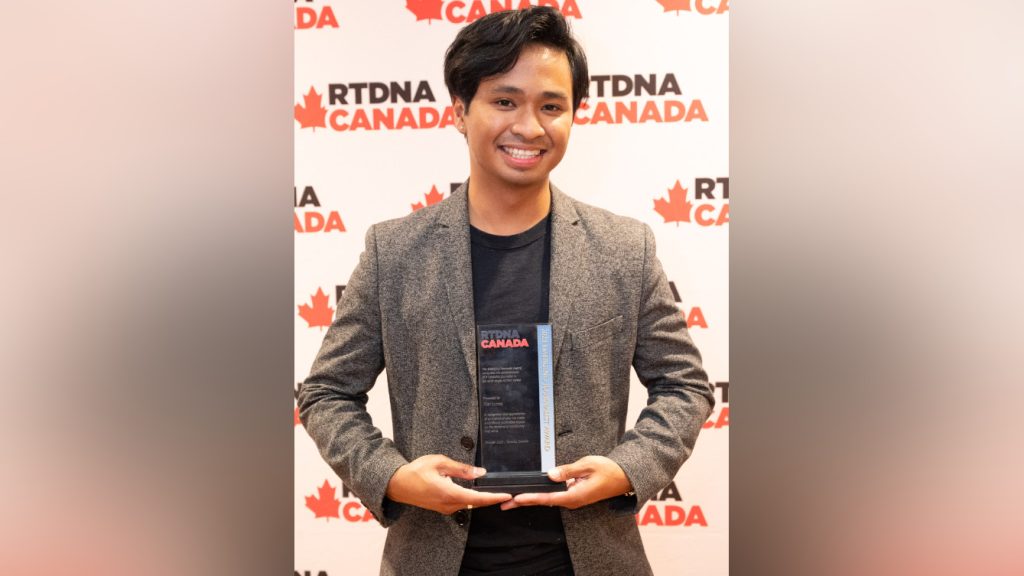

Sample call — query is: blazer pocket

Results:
[570,315,624,350]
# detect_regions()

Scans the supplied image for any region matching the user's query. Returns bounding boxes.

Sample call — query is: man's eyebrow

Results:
[485,85,570,101]
[541,90,570,101]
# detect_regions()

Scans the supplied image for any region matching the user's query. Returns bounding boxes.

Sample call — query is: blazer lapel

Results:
[548,185,585,373]
[435,183,479,388]
[434,183,584,386]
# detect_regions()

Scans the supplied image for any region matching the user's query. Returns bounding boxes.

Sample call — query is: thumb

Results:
[548,459,592,482]
[434,456,486,480]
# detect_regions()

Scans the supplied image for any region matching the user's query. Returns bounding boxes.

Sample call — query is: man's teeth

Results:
[503,147,541,159]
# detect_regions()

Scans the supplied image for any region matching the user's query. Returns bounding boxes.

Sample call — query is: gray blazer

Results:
[299,184,714,575]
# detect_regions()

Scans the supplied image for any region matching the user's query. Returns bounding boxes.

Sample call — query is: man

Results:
[299,7,714,575]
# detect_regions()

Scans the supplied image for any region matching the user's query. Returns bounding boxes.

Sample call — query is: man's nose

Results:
[511,109,545,140]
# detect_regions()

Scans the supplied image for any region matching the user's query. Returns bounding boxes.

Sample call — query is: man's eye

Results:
[496,99,514,107]
[543,104,563,112]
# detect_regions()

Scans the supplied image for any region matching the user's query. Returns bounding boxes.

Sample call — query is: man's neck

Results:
[467,181,551,236]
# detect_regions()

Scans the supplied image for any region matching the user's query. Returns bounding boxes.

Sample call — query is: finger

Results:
[434,457,486,480]
[511,492,547,506]
[499,499,522,511]
[446,484,512,507]
[548,459,592,482]
[512,491,560,507]
[516,484,591,508]
[471,491,514,507]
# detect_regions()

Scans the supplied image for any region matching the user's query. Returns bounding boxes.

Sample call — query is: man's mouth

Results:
[500,146,543,160]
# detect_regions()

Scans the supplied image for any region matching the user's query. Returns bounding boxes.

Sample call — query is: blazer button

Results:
[460,436,475,451]
[453,509,469,526]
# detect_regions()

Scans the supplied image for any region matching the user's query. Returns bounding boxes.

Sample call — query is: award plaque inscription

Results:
[474,323,566,494]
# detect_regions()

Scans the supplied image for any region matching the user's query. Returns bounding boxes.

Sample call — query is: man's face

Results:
[453,44,574,195]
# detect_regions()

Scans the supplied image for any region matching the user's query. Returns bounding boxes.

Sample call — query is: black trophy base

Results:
[474,471,567,494]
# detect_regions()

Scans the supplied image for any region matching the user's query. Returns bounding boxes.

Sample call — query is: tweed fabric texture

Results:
[299,183,714,575]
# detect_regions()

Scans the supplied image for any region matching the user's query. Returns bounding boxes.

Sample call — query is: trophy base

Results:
[474,471,567,494]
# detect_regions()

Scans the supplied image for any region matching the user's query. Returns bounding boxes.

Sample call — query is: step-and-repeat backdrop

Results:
[294,2,728,574]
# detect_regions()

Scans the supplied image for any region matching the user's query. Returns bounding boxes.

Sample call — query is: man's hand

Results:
[386,454,512,515]
[500,455,632,511]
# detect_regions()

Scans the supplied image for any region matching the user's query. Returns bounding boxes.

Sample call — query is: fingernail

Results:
[548,468,561,480]
[475,467,486,477]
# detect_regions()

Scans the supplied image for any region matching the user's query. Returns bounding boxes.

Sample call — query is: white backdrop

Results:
[294,2,728,574]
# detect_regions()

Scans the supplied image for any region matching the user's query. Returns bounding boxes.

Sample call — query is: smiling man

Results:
[299,7,714,576]
[452,40,573,237]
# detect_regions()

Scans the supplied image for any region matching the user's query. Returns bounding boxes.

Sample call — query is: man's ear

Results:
[453,98,467,134]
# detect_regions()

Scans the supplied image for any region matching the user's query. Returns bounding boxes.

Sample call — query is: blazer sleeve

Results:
[606,224,715,510]
[297,224,408,527]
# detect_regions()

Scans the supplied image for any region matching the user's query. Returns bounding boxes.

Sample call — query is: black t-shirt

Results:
[459,215,574,576]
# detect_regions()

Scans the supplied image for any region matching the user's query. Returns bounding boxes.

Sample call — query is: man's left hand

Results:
[500,455,632,511]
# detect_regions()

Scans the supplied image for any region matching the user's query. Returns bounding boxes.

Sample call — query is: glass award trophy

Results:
[473,323,567,494]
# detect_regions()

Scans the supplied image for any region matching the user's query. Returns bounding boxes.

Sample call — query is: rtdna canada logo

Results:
[635,481,708,527]
[305,480,341,520]
[411,185,445,212]
[295,82,455,132]
[574,73,707,126]
[653,178,729,227]
[667,281,707,329]
[406,0,582,25]
[703,382,728,430]
[295,186,346,233]
[654,0,729,15]
[298,287,334,329]
[305,479,380,523]
[295,0,339,29]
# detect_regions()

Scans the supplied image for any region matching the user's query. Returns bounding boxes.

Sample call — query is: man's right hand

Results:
[385,454,512,515]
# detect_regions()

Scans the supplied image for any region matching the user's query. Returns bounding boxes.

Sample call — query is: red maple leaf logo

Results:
[305,480,341,520]
[295,87,327,130]
[653,180,694,225]
[406,0,444,23]
[294,406,301,426]
[411,185,445,212]
[656,0,692,14]
[298,287,334,329]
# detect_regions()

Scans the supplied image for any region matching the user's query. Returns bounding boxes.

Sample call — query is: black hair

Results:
[443,6,589,114]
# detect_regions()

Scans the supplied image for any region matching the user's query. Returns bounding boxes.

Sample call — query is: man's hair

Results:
[443,7,589,114]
